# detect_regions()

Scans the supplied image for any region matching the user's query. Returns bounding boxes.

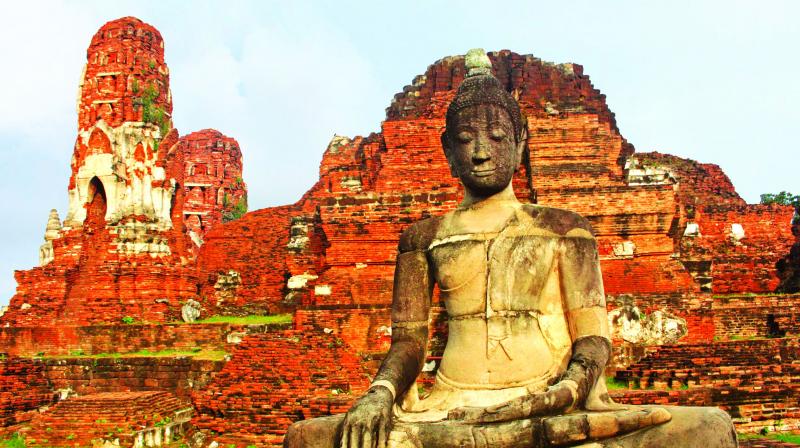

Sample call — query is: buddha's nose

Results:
[472,144,491,163]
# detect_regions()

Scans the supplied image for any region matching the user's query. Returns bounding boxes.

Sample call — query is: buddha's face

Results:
[442,104,526,196]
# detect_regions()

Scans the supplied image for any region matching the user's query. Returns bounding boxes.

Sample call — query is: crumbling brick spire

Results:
[3,17,197,327]
[66,16,176,239]
[179,129,248,244]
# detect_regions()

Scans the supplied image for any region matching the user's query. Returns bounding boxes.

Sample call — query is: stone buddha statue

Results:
[285,49,737,448]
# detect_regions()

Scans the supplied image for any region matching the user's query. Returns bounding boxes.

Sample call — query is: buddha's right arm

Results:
[341,239,433,448]
[371,248,433,401]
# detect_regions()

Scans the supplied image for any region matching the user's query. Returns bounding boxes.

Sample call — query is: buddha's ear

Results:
[515,125,529,167]
[441,129,459,178]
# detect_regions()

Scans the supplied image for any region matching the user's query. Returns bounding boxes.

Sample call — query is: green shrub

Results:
[0,434,26,448]
[222,196,248,223]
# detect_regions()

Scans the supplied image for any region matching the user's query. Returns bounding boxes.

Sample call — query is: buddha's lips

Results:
[472,168,496,177]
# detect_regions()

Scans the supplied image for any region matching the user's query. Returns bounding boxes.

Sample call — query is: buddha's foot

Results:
[543,407,671,446]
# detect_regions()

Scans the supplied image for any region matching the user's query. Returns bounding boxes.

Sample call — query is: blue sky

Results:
[1,1,798,306]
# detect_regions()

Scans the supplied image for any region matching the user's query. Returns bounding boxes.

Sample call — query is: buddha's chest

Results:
[428,232,560,317]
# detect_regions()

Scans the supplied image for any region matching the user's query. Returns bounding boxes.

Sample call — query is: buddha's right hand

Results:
[341,385,394,448]
[447,381,575,424]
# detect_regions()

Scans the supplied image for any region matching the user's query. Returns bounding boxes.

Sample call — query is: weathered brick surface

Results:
[43,357,224,400]
[196,205,297,315]
[607,293,716,344]
[0,358,53,428]
[181,129,247,240]
[23,391,191,447]
[739,439,800,448]
[610,388,712,407]
[713,294,800,340]
[191,51,796,321]
[0,322,289,357]
[614,337,800,432]
[682,205,795,293]
[190,330,370,447]
[75,17,170,131]
[194,52,695,315]
[0,354,225,444]
[634,152,745,210]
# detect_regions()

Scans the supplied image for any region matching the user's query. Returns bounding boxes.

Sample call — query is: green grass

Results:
[713,292,800,299]
[0,434,25,448]
[729,334,761,341]
[739,432,800,444]
[770,433,800,444]
[191,314,292,325]
[605,376,630,391]
[42,349,228,361]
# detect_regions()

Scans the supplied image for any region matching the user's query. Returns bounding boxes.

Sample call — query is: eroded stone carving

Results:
[609,305,687,346]
[226,331,245,344]
[683,222,700,237]
[287,216,310,250]
[214,270,242,305]
[181,299,202,323]
[287,273,318,290]
[624,156,675,186]
[730,223,745,243]
[284,48,736,448]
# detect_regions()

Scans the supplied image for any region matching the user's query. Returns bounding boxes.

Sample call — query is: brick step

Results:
[619,367,794,382]
[616,339,800,382]
[23,391,192,447]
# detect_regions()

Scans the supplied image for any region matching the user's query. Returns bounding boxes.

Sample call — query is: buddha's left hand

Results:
[446,381,575,424]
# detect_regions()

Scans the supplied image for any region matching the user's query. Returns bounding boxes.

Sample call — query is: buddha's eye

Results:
[456,131,473,143]
[490,128,507,141]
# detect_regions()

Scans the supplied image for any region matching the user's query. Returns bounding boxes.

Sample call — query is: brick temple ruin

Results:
[1,16,798,447]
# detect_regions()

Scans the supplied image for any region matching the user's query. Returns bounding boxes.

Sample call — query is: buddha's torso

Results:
[427,203,574,391]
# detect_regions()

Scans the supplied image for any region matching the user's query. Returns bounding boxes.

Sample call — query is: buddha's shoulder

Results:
[519,204,595,239]
[398,215,445,252]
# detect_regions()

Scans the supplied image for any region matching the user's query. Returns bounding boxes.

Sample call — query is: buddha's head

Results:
[442,49,529,197]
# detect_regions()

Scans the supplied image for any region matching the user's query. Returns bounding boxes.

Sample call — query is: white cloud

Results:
[171,9,383,207]
[0,2,88,135]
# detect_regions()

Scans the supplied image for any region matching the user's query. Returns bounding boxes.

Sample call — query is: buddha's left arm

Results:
[556,232,612,409]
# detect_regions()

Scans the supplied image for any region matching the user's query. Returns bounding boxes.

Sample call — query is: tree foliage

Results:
[761,191,800,224]
[222,196,248,223]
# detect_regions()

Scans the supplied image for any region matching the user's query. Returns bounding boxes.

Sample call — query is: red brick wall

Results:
[76,17,170,131]
[606,293,716,344]
[196,206,297,314]
[0,322,290,357]
[682,204,795,293]
[0,357,52,428]
[613,337,800,432]
[24,391,189,447]
[44,357,224,400]
[713,293,800,339]
[191,330,370,447]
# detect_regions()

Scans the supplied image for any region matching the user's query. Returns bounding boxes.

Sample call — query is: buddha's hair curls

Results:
[445,56,527,144]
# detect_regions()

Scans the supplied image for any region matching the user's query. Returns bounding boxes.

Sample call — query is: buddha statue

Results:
[285,49,738,448]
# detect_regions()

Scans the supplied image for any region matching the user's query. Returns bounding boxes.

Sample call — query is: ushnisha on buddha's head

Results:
[441,49,529,198]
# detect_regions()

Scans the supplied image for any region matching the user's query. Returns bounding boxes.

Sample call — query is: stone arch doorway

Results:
[85,177,107,234]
